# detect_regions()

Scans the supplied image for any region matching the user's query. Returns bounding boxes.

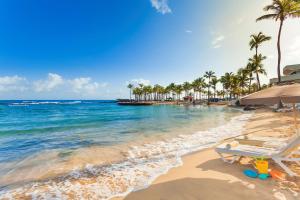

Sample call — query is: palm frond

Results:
[264,5,278,11]
[256,14,278,21]
[289,10,300,17]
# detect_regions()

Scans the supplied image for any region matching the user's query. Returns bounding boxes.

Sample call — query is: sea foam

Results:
[0,113,252,200]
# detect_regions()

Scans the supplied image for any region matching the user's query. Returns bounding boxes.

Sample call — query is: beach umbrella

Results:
[240,83,300,131]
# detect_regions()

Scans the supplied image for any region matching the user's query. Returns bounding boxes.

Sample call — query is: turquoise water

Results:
[0,100,250,199]
[0,100,239,163]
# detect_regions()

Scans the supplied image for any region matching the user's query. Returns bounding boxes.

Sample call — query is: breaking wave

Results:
[0,113,252,200]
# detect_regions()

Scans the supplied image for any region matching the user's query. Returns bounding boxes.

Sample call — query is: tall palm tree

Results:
[249,32,271,57]
[246,62,256,93]
[152,84,159,101]
[182,81,191,97]
[127,84,134,101]
[143,85,153,101]
[175,84,183,100]
[192,77,205,100]
[199,78,206,100]
[257,0,300,83]
[204,70,216,101]
[167,83,176,100]
[230,75,240,98]
[237,68,250,95]
[133,87,142,101]
[219,76,227,99]
[191,79,199,100]
[249,32,271,90]
[221,72,233,99]
[248,54,267,90]
[210,77,218,99]
[157,85,165,101]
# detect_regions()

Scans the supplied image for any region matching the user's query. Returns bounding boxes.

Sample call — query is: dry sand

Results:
[115,109,300,200]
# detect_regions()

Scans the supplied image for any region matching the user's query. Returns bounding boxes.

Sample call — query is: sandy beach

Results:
[116,109,300,200]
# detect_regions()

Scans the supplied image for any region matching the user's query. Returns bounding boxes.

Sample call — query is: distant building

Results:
[270,64,300,84]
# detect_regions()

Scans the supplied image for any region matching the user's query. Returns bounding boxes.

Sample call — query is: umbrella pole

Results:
[293,103,298,134]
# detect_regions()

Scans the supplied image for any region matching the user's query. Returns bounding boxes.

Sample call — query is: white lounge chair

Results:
[235,134,293,149]
[215,136,300,176]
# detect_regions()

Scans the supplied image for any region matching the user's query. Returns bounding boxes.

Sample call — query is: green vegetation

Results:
[249,32,271,90]
[130,64,268,102]
[127,83,134,101]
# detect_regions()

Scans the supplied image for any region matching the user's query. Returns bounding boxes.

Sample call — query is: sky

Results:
[0,0,300,99]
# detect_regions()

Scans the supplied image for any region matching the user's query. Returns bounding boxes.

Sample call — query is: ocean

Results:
[0,100,251,199]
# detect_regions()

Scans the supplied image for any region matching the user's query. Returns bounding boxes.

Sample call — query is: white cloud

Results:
[150,0,171,14]
[212,34,225,49]
[0,75,27,92]
[126,78,151,87]
[69,77,107,94]
[34,73,64,92]
[185,30,192,34]
[0,73,108,99]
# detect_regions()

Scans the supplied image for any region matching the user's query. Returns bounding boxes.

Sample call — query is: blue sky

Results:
[1,0,300,99]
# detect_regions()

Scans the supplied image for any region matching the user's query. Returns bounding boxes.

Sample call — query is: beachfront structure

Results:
[183,96,193,102]
[270,64,300,84]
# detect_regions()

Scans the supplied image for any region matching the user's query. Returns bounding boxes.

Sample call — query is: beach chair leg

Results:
[273,158,297,177]
[218,153,240,164]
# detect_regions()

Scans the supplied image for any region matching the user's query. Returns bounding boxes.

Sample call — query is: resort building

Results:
[270,64,300,84]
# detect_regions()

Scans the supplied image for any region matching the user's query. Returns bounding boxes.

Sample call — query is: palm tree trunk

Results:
[214,89,216,99]
[255,47,261,90]
[222,86,225,99]
[207,78,210,102]
[277,20,283,84]
[248,76,252,94]
[256,72,261,90]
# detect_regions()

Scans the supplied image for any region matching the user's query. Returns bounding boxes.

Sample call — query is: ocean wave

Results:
[0,113,252,200]
[9,101,82,106]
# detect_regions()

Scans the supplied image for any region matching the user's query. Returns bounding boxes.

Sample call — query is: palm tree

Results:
[204,70,216,101]
[156,85,165,101]
[257,0,300,83]
[248,54,267,90]
[127,84,134,101]
[182,81,191,97]
[249,32,270,89]
[143,85,153,101]
[191,80,198,100]
[249,32,271,57]
[210,77,218,99]
[246,62,256,93]
[175,84,183,100]
[237,68,250,95]
[167,83,176,100]
[230,75,240,98]
[219,75,227,99]
[222,72,235,99]
[133,87,142,101]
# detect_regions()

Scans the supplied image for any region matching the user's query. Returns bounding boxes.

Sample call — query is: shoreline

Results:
[0,106,248,199]
[116,108,300,200]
